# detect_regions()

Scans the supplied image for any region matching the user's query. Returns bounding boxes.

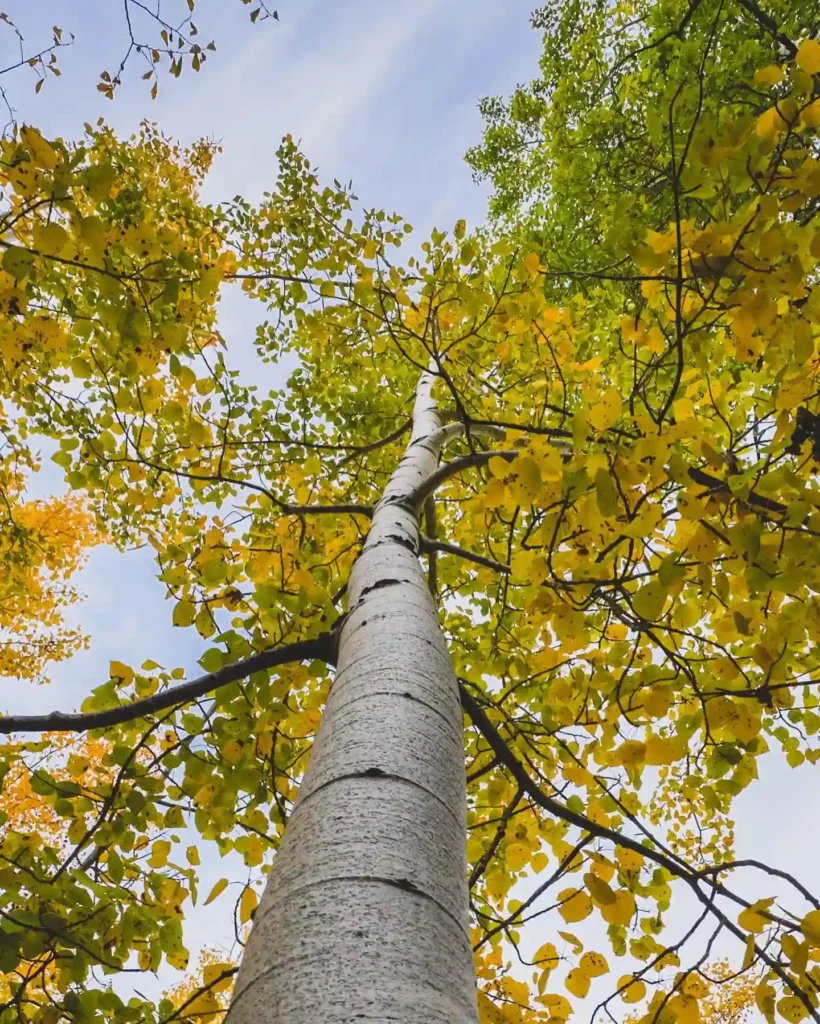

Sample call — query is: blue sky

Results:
[2,0,818,1010]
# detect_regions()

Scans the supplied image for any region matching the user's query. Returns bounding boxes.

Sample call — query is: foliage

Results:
[163,948,237,1024]
[0,487,96,682]
[626,960,759,1024]
[1,1,820,1022]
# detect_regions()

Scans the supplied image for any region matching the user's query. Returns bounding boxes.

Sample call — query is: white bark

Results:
[225,370,479,1024]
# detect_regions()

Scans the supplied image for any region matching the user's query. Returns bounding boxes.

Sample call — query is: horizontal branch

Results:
[686,467,787,516]
[425,422,508,450]
[338,419,412,466]
[408,450,518,507]
[0,634,335,735]
[420,536,510,574]
[697,860,819,909]
[283,502,373,517]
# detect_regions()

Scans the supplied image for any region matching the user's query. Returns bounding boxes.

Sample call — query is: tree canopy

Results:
[2,1,820,1022]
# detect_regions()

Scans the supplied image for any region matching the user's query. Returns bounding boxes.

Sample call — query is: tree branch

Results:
[424,496,438,597]
[338,418,413,466]
[0,633,336,735]
[420,536,510,574]
[283,503,373,517]
[733,0,797,58]
[697,860,820,909]
[458,682,820,1021]
[407,450,518,507]
[425,422,508,450]
[464,419,788,517]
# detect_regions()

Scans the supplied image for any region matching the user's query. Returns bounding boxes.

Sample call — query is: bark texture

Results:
[225,371,479,1024]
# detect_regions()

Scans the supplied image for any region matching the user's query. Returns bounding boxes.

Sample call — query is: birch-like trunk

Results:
[225,370,479,1024]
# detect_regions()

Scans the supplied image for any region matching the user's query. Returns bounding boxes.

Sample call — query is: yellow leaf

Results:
[186,846,200,866]
[194,783,216,806]
[204,878,229,905]
[610,740,647,767]
[681,973,709,998]
[754,65,784,87]
[796,38,820,74]
[588,388,622,433]
[632,581,668,621]
[20,125,59,169]
[783,934,809,976]
[756,106,786,140]
[584,871,616,906]
[222,739,243,764]
[67,754,89,777]
[742,932,756,969]
[601,890,636,927]
[501,977,529,1005]
[148,839,172,868]
[643,685,673,718]
[523,251,541,275]
[588,852,615,882]
[186,989,220,1022]
[616,847,645,871]
[533,942,560,970]
[802,99,820,127]
[645,734,687,766]
[738,897,774,934]
[800,909,820,946]
[540,994,572,1020]
[510,456,542,499]
[109,659,134,684]
[778,997,810,1023]
[485,477,506,508]
[33,221,70,256]
[202,962,235,993]
[595,468,618,516]
[618,975,647,1004]
[477,992,508,1024]
[558,888,593,923]
[239,886,258,924]
[558,930,583,954]
[505,842,531,871]
[669,994,702,1024]
[539,445,564,481]
[580,951,609,977]
[673,396,695,422]
[173,599,196,627]
[246,834,264,866]
[565,967,590,998]
[757,982,777,1024]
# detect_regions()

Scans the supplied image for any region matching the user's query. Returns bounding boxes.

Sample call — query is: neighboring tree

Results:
[2,3,820,1024]
[627,960,759,1024]
[163,948,236,1023]
[0,487,97,683]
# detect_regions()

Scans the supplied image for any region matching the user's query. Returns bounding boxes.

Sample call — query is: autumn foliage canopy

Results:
[2,0,820,1022]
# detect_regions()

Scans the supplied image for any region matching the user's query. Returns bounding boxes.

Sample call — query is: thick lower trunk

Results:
[225,372,479,1024]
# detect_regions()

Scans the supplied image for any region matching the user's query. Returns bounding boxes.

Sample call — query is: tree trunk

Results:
[225,370,479,1024]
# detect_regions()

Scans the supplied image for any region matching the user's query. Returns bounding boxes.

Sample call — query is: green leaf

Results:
[2,246,34,280]
[632,581,667,621]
